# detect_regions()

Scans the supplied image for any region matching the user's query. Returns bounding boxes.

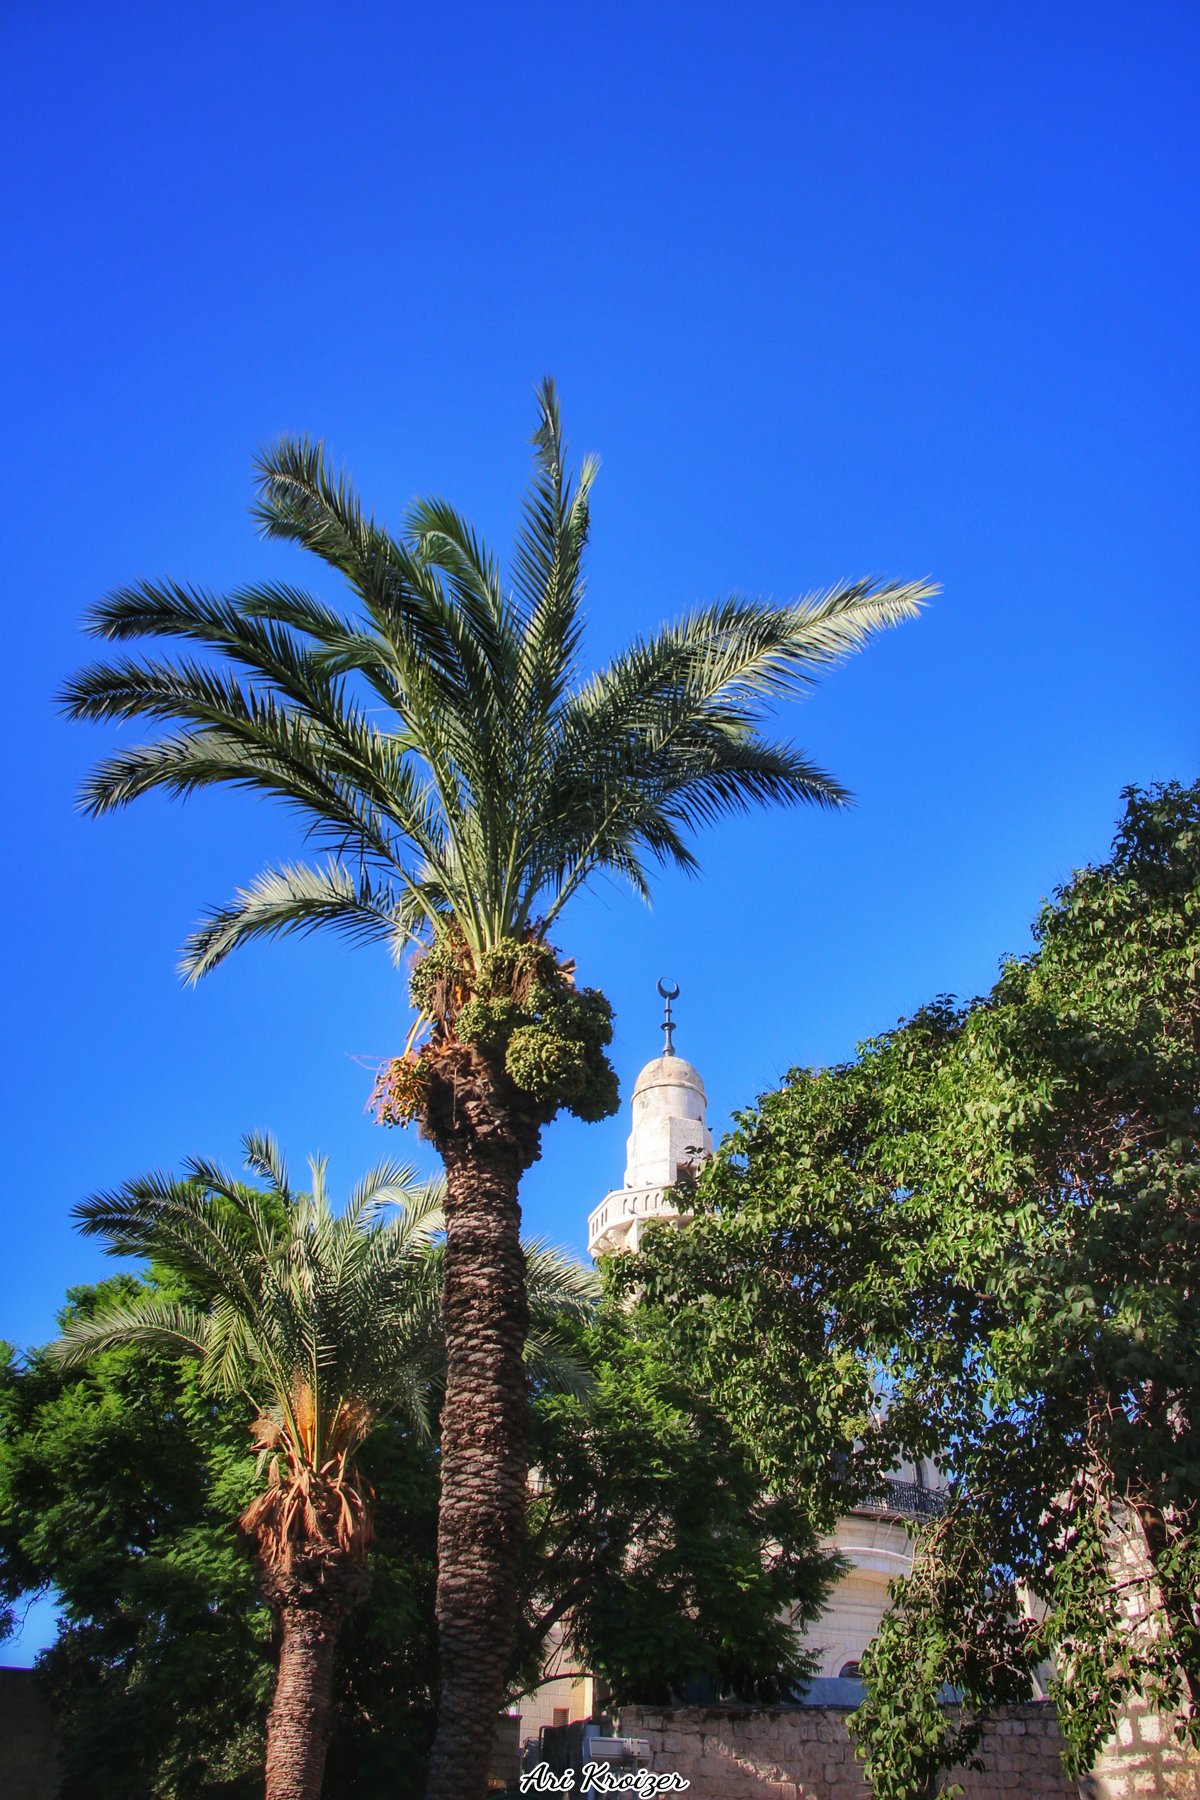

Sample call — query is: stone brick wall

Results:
[1080,1701,1200,1800]
[617,1702,1080,1799]
[0,1667,62,1800]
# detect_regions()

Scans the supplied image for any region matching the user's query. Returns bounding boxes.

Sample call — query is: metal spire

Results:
[657,977,680,1055]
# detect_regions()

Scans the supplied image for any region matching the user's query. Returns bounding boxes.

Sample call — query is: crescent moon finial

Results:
[656,978,680,1054]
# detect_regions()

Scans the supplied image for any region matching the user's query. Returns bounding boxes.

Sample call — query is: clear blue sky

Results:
[2,0,1197,1657]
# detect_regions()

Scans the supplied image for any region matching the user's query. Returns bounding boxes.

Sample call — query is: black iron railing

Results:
[856,1479,945,1519]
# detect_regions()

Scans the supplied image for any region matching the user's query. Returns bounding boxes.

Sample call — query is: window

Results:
[838,1661,862,1680]
[552,1709,570,1729]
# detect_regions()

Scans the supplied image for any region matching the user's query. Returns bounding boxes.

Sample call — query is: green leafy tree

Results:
[3,1268,836,1794]
[849,1504,1038,1800]
[632,780,1200,1797]
[49,1139,595,1800]
[1,1297,443,1800]
[0,1302,272,1799]
[61,379,930,1798]
[848,782,1200,1793]
[517,1294,840,1710]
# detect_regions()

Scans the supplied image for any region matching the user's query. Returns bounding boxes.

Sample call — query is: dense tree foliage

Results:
[520,1293,840,1709]
[632,780,1200,1797]
[0,1274,440,1800]
[1,1277,834,1792]
[0,1295,270,1799]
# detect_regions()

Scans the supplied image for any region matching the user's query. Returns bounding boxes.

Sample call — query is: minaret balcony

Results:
[586,1185,694,1259]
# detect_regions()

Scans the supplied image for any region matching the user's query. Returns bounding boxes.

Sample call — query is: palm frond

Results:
[179,861,419,983]
[523,1323,596,1401]
[524,581,932,922]
[511,377,592,714]
[520,1239,599,1400]
[60,1144,459,1455]
[67,657,430,870]
[74,1171,262,1294]
[405,496,514,660]
[250,438,463,691]
[243,1131,292,1201]
[524,1239,601,1323]
[74,580,384,743]
[50,1298,209,1370]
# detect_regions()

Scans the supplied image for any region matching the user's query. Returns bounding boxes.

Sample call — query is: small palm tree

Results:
[51,1136,596,1800]
[63,381,932,1798]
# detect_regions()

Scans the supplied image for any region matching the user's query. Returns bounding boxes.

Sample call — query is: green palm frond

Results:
[243,1131,292,1201]
[510,379,593,701]
[64,386,933,966]
[54,1142,592,1455]
[179,861,417,982]
[405,496,515,660]
[249,438,472,700]
[52,1297,210,1370]
[74,1171,265,1301]
[523,581,931,921]
[523,1324,595,1401]
[524,1238,602,1320]
[525,1245,600,1396]
[523,1239,601,1399]
[343,1160,444,1234]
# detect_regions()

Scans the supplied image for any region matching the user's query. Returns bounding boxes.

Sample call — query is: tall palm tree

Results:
[50,1135,597,1800]
[62,381,933,1798]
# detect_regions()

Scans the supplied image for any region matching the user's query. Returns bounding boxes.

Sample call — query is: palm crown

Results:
[53,1136,598,1462]
[62,380,933,980]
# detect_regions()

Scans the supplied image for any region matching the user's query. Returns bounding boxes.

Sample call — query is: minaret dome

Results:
[624,1053,710,1190]
[587,983,712,1258]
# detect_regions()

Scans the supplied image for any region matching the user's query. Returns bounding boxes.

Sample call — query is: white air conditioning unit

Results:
[581,1731,654,1769]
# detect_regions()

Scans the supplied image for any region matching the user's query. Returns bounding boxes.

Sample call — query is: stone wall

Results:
[0,1667,62,1800]
[1080,1701,1200,1800]
[618,1702,1080,1799]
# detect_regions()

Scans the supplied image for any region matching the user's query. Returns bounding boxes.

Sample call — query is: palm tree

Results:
[50,1135,597,1800]
[62,381,933,1798]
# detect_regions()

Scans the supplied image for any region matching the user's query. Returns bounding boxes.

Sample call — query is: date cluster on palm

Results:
[372,930,619,1132]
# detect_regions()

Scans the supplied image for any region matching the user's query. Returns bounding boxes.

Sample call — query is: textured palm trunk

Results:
[423,1048,542,1800]
[264,1603,343,1800]
[251,1531,371,1800]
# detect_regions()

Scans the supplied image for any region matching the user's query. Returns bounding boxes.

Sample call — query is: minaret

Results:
[587,979,713,1257]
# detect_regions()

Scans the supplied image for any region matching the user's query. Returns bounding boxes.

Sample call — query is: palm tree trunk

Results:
[423,1050,541,1800]
[265,1603,342,1800]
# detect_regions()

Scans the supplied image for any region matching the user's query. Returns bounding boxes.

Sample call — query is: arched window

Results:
[838,1660,862,1680]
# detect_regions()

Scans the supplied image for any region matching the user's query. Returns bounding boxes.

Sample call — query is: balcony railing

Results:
[856,1478,945,1520]
[587,1184,691,1254]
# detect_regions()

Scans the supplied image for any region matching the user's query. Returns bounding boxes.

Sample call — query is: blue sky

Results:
[2,0,1197,1659]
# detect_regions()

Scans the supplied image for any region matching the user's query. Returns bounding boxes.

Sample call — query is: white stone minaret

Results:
[587,981,712,1257]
